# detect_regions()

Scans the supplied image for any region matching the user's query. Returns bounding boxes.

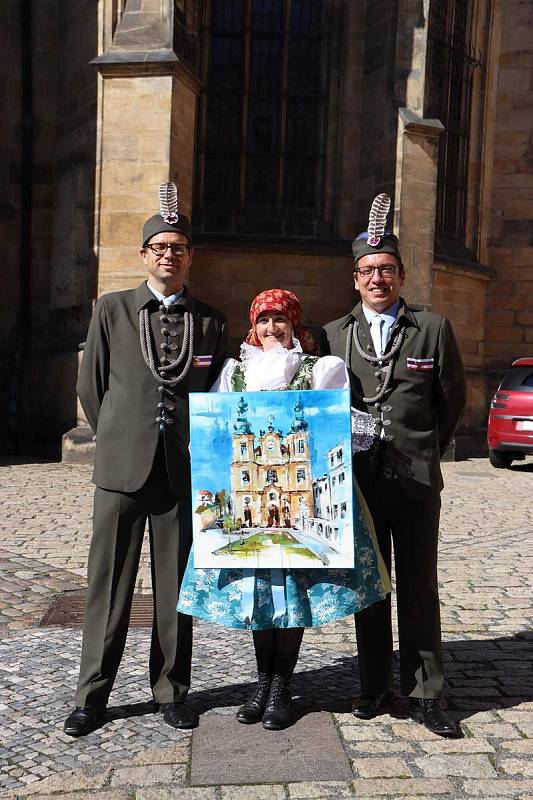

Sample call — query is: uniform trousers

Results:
[75,442,192,709]
[354,471,444,699]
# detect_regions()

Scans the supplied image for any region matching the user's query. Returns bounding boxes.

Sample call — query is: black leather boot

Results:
[262,674,291,730]
[236,673,272,724]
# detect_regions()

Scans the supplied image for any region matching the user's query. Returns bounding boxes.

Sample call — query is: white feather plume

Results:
[159,182,179,223]
[367,193,391,246]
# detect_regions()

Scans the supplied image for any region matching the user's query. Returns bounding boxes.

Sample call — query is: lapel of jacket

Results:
[381,298,419,356]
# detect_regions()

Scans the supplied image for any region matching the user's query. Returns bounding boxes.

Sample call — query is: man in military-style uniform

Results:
[64,184,227,736]
[320,194,466,737]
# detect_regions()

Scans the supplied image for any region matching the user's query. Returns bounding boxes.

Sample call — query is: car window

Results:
[499,367,533,392]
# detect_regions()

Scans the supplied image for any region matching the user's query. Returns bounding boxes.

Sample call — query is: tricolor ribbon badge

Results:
[193,354,213,368]
[406,357,434,371]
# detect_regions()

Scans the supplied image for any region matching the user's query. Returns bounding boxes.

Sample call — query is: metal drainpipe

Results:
[8,0,33,452]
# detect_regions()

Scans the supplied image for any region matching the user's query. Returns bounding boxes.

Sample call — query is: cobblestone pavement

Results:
[1,457,532,799]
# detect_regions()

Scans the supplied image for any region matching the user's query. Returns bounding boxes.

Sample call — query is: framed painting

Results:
[189,388,355,569]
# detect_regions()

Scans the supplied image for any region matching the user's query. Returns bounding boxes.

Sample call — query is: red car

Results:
[487,357,533,468]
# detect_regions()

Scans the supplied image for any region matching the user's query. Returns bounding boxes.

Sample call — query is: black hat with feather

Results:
[142,182,192,245]
[351,193,402,265]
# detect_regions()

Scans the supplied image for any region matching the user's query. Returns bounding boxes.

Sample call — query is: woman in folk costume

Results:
[177,289,390,730]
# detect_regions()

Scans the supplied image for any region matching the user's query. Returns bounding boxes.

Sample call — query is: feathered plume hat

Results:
[351,193,402,265]
[142,181,192,245]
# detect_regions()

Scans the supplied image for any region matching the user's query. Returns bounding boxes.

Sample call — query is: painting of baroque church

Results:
[189,389,354,569]
[230,395,314,532]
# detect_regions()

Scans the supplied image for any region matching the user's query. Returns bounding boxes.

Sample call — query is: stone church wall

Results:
[486,0,533,378]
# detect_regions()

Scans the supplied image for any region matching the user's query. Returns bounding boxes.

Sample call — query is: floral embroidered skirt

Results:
[177,495,390,630]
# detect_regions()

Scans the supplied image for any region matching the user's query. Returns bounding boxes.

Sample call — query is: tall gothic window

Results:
[426,0,485,250]
[194,0,343,238]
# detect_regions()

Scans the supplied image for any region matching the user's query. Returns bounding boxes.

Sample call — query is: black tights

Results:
[252,628,304,679]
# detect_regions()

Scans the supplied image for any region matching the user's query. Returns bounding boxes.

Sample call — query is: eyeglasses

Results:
[355,265,398,278]
[145,243,191,256]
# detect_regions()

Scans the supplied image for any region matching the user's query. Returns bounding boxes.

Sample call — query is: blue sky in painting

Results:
[189,388,351,496]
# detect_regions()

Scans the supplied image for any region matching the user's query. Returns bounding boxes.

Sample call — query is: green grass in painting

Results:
[214,530,321,562]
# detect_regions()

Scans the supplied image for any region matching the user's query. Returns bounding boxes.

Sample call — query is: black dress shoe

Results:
[262,675,291,730]
[63,707,102,737]
[160,701,199,729]
[409,698,460,738]
[352,689,394,719]
[236,673,272,724]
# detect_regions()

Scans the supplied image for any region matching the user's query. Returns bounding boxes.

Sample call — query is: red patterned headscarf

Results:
[245,289,319,355]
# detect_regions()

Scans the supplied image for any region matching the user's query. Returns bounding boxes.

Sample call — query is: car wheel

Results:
[489,449,514,469]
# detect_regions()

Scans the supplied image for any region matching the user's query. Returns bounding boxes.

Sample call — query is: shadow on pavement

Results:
[180,630,533,726]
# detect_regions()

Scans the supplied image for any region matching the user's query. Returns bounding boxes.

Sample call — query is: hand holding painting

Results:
[177,289,390,731]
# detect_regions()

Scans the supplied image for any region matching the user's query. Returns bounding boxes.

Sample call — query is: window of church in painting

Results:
[341,501,346,518]
[426,0,486,249]
[194,0,345,238]
[296,468,306,483]
[266,468,278,483]
[242,469,250,483]
[174,0,203,72]
[240,441,247,455]
[338,472,345,484]
[297,438,305,454]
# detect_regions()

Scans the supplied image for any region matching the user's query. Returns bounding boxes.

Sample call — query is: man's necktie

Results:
[370,316,384,358]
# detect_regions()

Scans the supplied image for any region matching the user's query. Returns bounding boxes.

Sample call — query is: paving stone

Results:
[415,754,497,778]
[462,780,533,795]
[20,794,132,800]
[350,777,455,794]
[339,724,394,742]
[500,740,533,754]
[130,744,189,765]
[13,768,111,795]
[347,741,416,754]
[498,759,533,777]
[353,756,412,777]
[419,738,495,754]
[110,765,175,787]
[462,723,523,739]
[136,790,217,800]
[191,712,353,785]
[287,782,354,798]
[220,786,286,800]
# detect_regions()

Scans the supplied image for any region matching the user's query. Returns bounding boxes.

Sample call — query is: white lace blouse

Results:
[210,339,349,392]
[210,339,376,451]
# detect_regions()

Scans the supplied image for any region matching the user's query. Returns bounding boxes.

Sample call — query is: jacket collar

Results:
[134,281,195,314]
[344,297,419,330]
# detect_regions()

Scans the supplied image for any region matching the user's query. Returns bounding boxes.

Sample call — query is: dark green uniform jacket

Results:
[77,281,227,495]
[321,298,466,496]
